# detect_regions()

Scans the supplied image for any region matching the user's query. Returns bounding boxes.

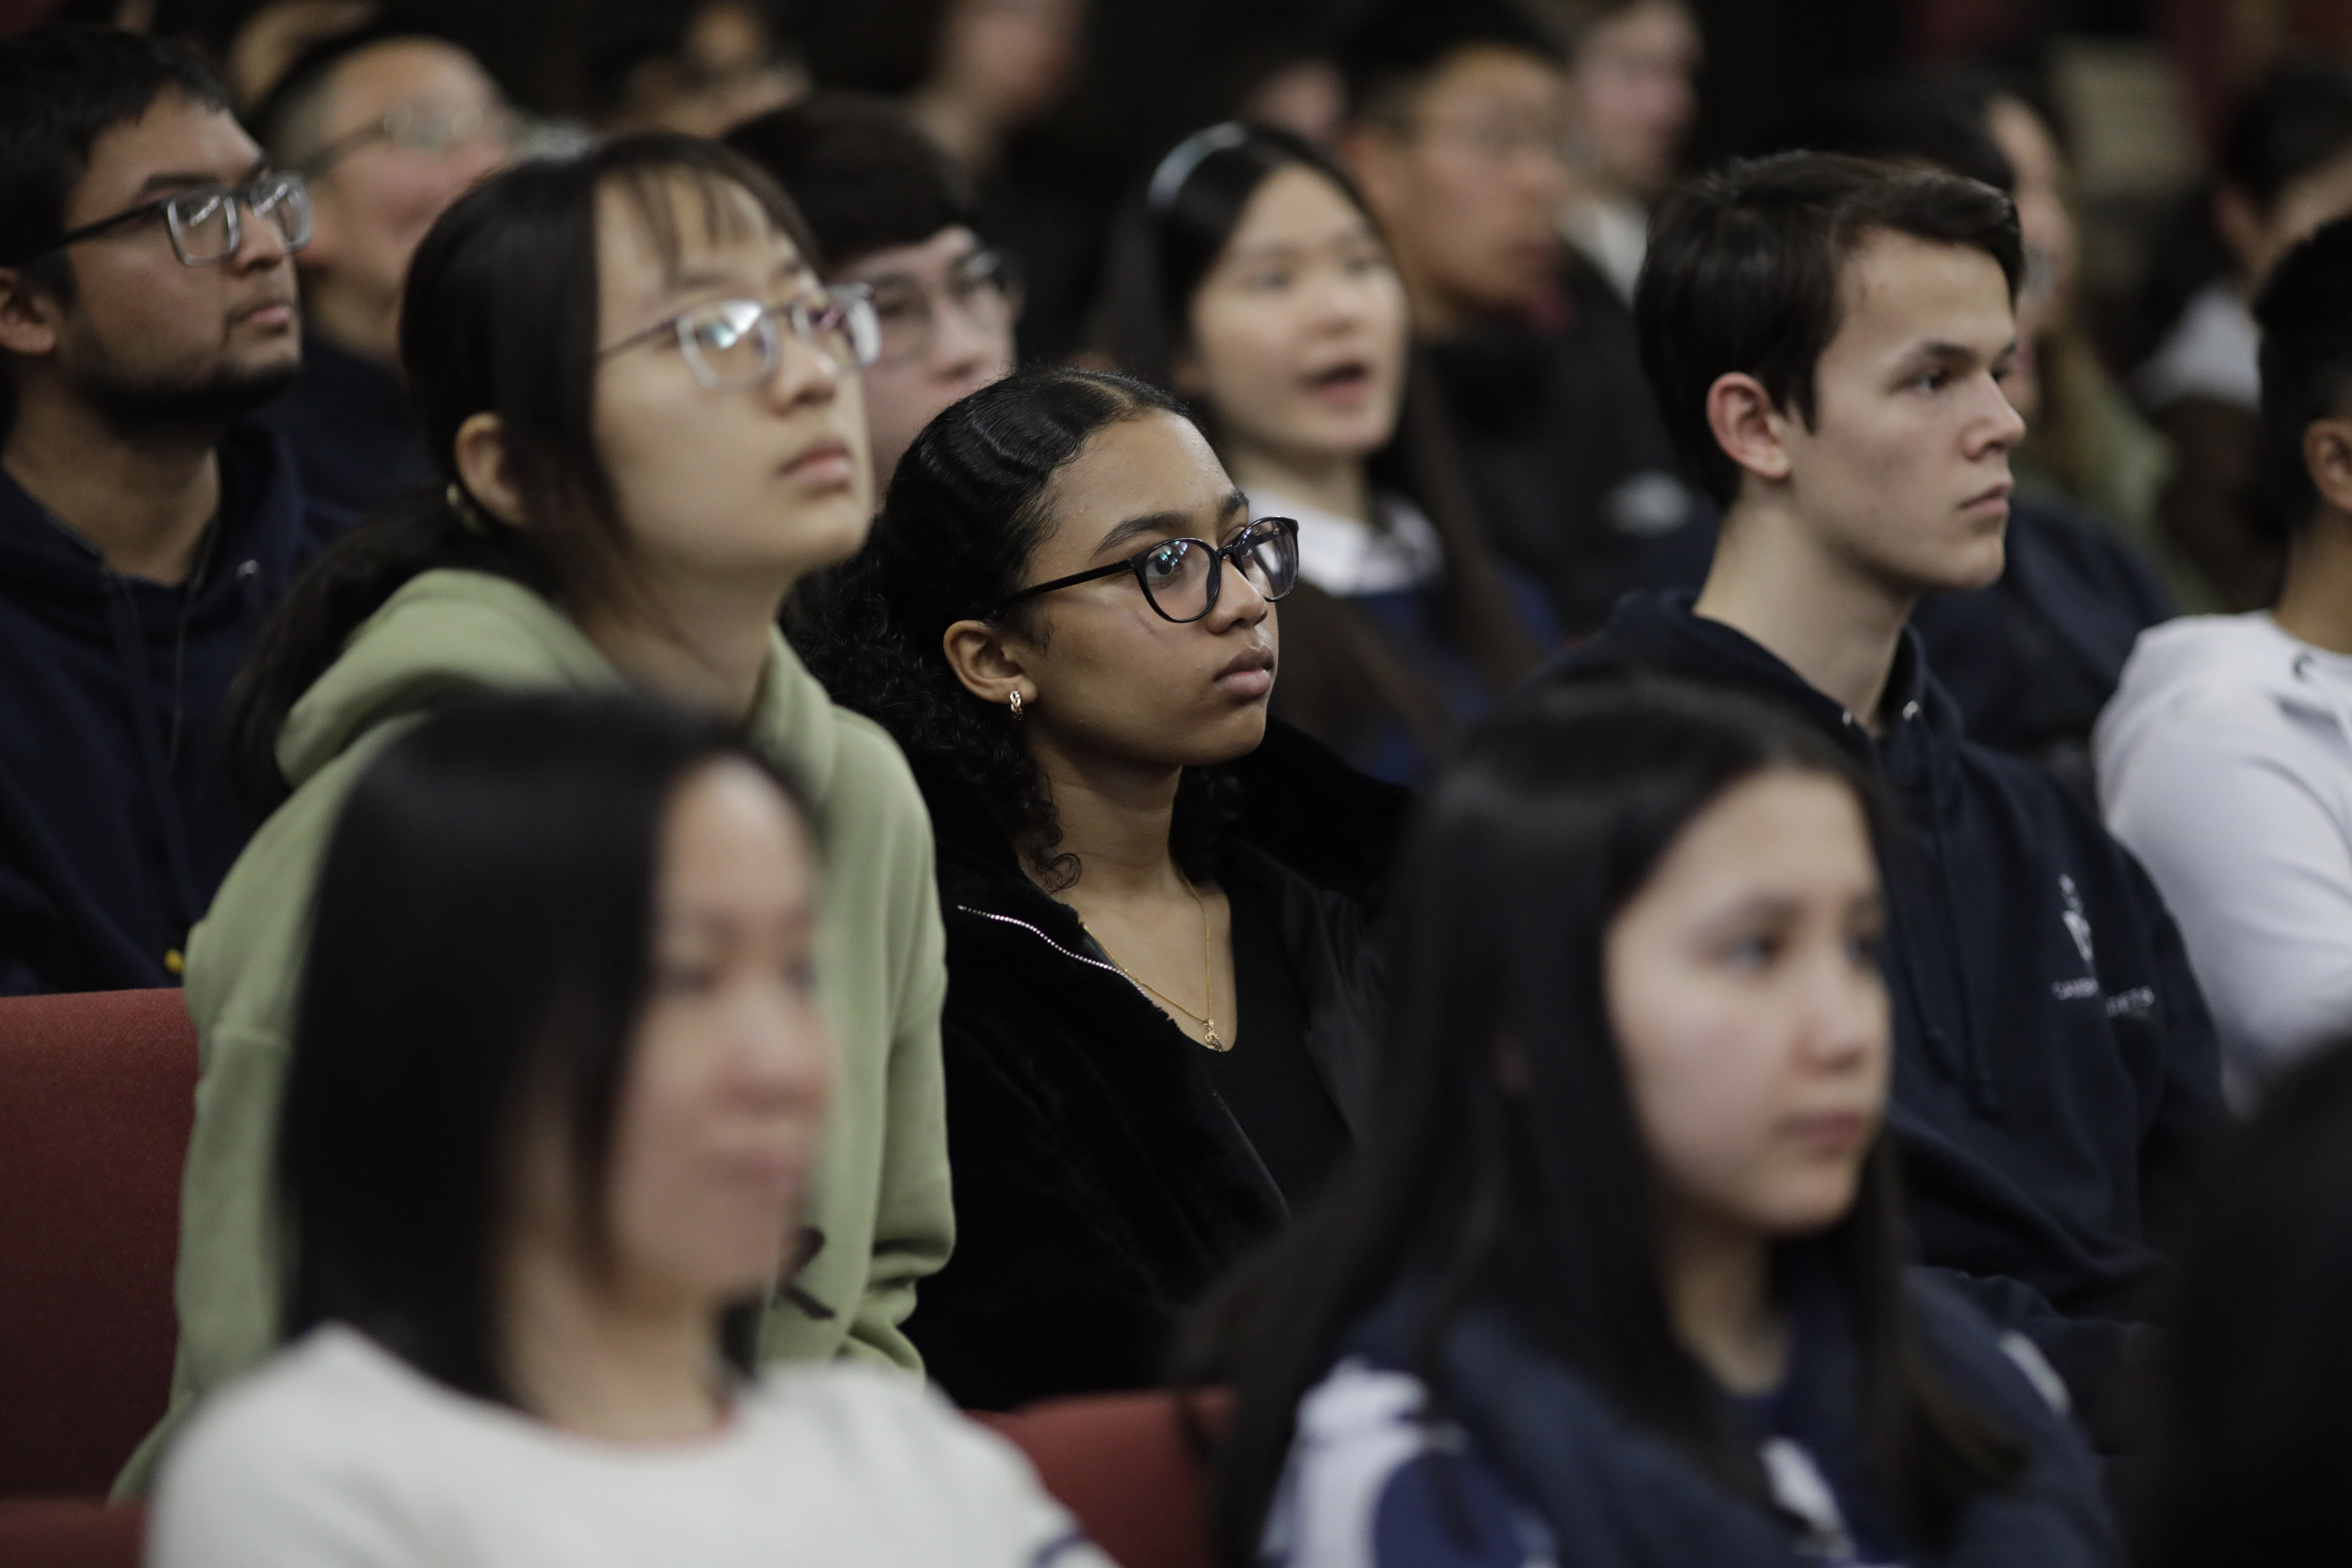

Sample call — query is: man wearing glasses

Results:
[730,93,1020,496]
[253,23,514,518]
[0,25,341,995]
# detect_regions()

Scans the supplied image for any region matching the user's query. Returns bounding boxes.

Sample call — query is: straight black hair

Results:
[2255,213,2352,538]
[1638,151,2023,508]
[1329,0,1563,124]
[1181,676,2025,1566]
[726,91,981,274]
[280,690,806,1401]
[791,365,1230,890]
[221,133,818,821]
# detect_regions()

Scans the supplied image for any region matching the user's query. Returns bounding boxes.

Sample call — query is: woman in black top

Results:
[794,366,1402,1409]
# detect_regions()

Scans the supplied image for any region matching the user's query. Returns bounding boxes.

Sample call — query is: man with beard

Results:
[0,25,342,994]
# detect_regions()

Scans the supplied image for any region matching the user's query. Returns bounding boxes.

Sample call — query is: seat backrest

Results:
[0,990,198,1498]
[980,1391,1224,1568]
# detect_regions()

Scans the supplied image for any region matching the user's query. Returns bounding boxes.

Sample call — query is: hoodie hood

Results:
[2096,613,2352,786]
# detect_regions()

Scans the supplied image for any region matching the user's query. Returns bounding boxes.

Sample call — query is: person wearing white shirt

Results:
[2100,213,2352,1107]
[150,693,1104,1568]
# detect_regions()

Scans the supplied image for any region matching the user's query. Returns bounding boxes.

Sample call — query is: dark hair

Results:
[1329,0,1563,124]
[1090,121,1539,750]
[725,91,980,273]
[2147,1036,2352,1568]
[2256,214,2352,538]
[793,366,1230,889]
[222,133,817,819]
[796,0,952,98]
[1638,151,2023,507]
[280,690,805,1401]
[250,21,482,168]
[2220,56,2352,212]
[1754,78,2017,194]
[1181,676,2025,1566]
[0,24,232,436]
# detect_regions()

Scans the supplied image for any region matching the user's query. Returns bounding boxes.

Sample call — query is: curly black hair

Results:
[792,366,1238,890]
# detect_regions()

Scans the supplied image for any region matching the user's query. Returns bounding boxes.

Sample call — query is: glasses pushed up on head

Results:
[996,516,1301,624]
[598,286,882,390]
[10,173,313,268]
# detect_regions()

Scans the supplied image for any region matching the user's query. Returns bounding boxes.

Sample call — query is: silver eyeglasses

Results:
[302,100,517,177]
[597,287,882,390]
[12,172,312,268]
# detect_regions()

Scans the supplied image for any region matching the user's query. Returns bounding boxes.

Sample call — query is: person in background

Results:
[1545,151,2221,1428]
[250,23,512,518]
[1539,0,1702,305]
[728,92,1017,495]
[1333,0,1708,637]
[119,133,951,1493]
[586,0,803,139]
[1755,79,2174,797]
[795,367,1398,1410]
[0,25,341,995]
[150,693,1108,1568]
[2140,1035,2352,1568]
[2135,57,2352,612]
[1183,680,2120,1568]
[2100,215,2352,1108]
[1093,121,1545,784]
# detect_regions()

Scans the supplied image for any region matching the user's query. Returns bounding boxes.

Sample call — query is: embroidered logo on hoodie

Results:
[2051,875,2101,1003]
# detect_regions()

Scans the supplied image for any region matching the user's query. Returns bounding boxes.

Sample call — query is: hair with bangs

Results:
[225,134,817,817]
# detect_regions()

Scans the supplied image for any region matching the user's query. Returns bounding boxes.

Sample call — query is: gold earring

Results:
[1008,690,1024,719]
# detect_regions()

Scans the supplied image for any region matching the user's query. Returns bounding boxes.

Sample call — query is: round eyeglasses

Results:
[597,286,882,389]
[995,516,1300,624]
[9,173,313,268]
[863,247,1022,366]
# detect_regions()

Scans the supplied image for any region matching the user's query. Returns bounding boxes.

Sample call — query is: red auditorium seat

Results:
[982,1390,1226,1568]
[0,989,198,1500]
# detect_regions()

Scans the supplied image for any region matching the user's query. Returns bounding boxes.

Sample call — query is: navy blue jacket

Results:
[1542,593,2222,1412]
[0,424,343,994]
[256,334,432,523]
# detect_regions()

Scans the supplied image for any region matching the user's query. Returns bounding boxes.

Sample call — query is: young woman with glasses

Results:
[794,366,1404,1410]
[1092,122,1553,785]
[120,134,954,1492]
[150,693,1108,1567]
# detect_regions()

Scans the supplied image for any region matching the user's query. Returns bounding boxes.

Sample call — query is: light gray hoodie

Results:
[2096,612,2352,1105]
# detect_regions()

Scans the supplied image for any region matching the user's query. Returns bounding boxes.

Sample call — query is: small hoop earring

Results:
[1008,690,1024,719]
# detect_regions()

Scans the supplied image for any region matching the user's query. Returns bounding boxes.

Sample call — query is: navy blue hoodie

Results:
[1544,593,2222,1413]
[0,422,342,994]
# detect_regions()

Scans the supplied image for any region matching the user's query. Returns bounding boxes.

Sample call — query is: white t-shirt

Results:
[149,1325,1112,1568]
[2096,612,2352,1105]
[2132,279,2261,413]
[1245,486,1444,598]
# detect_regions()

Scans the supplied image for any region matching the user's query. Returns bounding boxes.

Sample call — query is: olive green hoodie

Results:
[117,569,951,1495]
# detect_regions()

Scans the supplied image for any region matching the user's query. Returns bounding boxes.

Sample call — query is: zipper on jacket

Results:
[953,904,1155,1002]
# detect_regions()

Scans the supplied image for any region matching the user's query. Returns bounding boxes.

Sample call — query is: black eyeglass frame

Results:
[7,172,312,268]
[992,516,1300,624]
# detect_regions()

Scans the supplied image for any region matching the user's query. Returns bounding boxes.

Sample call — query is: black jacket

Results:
[256,333,431,522]
[904,724,1404,1410]
[1542,593,2222,1418]
[0,422,343,994]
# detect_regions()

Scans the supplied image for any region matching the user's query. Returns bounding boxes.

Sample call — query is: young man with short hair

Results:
[251,23,512,517]
[0,24,342,995]
[728,92,1018,494]
[2100,213,2352,1108]
[1552,151,2222,1424]
[1332,0,1706,635]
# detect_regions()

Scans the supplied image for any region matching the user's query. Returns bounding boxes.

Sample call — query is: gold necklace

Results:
[1089,875,1225,1051]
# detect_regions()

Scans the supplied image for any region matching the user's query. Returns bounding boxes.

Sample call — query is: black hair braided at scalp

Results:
[793,366,1237,890]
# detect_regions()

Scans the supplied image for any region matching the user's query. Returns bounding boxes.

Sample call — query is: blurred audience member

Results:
[587,0,802,138]
[2135,57,2352,612]
[1186,680,2120,1568]
[0,26,340,994]
[1540,0,1701,304]
[212,0,376,107]
[1334,0,1707,637]
[2101,214,2352,1108]
[1757,79,2175,795]
[1093,121,1545,783]
[251,23,511,517]
[1549,152,2221,1423]
[120,134,950,1494]
[729,92,1016,493]
[796,368,1400,1409]
[2142,1036,2352,1568]
[151,693,1108,1568]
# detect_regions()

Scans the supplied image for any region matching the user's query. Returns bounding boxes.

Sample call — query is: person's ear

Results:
[452,411,528,526]
[941,617,1036,713]
[2304,414,2352,519]
[1704,371,1794,488]
[0,266,65,360]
